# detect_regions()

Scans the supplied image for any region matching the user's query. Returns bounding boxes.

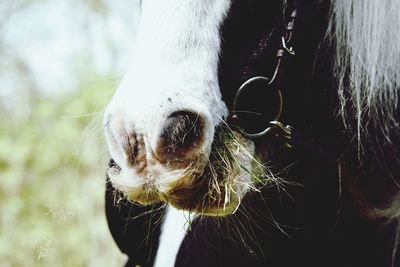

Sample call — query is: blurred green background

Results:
[0,0,140,266]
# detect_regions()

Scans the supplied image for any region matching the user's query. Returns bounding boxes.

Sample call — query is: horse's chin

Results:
[109,130,256,216]
[122,171,248,216]
[124,174,244,216]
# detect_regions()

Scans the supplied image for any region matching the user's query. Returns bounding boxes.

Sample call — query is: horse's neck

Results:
[154,205,195,267]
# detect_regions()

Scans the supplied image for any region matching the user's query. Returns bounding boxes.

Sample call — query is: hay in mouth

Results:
[107,127,279,216]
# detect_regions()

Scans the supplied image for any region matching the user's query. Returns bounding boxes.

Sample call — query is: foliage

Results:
[0,78,126,266]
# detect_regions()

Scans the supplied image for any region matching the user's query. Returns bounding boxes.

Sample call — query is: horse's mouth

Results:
[108,129,259,216]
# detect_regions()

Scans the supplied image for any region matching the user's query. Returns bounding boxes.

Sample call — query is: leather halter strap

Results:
[229,3,298,139]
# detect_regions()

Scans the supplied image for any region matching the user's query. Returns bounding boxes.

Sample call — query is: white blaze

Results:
[104,0,232,189]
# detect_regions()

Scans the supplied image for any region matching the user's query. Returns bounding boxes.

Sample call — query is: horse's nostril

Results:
[156,110,205,162]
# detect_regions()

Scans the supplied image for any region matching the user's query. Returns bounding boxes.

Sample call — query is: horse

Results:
[103,0,400,266]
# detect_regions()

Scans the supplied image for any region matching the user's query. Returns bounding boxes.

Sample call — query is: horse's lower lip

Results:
[166,195,240,216]
[127,190,160,205]
[126,188,238,216]
[120,170,239,216]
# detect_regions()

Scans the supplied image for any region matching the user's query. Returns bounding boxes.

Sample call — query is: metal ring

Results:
[231,76,284,139]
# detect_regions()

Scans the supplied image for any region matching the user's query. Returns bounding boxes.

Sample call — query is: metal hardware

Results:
[229,8,298,140]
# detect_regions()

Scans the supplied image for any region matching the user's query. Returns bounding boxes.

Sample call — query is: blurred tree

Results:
[0,0,139,265]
